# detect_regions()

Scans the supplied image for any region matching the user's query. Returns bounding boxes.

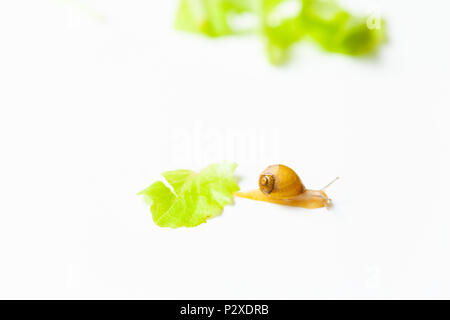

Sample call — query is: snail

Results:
[234,164,338,209]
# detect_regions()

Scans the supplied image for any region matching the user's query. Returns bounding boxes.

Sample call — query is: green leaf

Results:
[138,162,239,228]
[175,0,387,65]
[300,0,386,56]
[175,0,259,37]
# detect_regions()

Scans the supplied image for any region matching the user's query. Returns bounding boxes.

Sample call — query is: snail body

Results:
[234,164,332,209]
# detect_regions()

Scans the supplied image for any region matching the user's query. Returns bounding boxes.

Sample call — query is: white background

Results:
[0,0,449,299]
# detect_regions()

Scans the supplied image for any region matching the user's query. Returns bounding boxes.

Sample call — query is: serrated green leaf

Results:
[138,162,239,228]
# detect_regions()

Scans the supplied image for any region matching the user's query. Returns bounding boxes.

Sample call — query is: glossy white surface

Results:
[0,0,449,299]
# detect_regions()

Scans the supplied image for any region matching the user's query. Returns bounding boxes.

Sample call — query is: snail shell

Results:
[259,164,305,199]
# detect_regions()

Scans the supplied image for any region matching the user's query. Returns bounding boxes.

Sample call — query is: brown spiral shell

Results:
[259,164,305,199]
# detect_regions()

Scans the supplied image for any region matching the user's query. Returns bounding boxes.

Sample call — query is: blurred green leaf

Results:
[175,0,386,65]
